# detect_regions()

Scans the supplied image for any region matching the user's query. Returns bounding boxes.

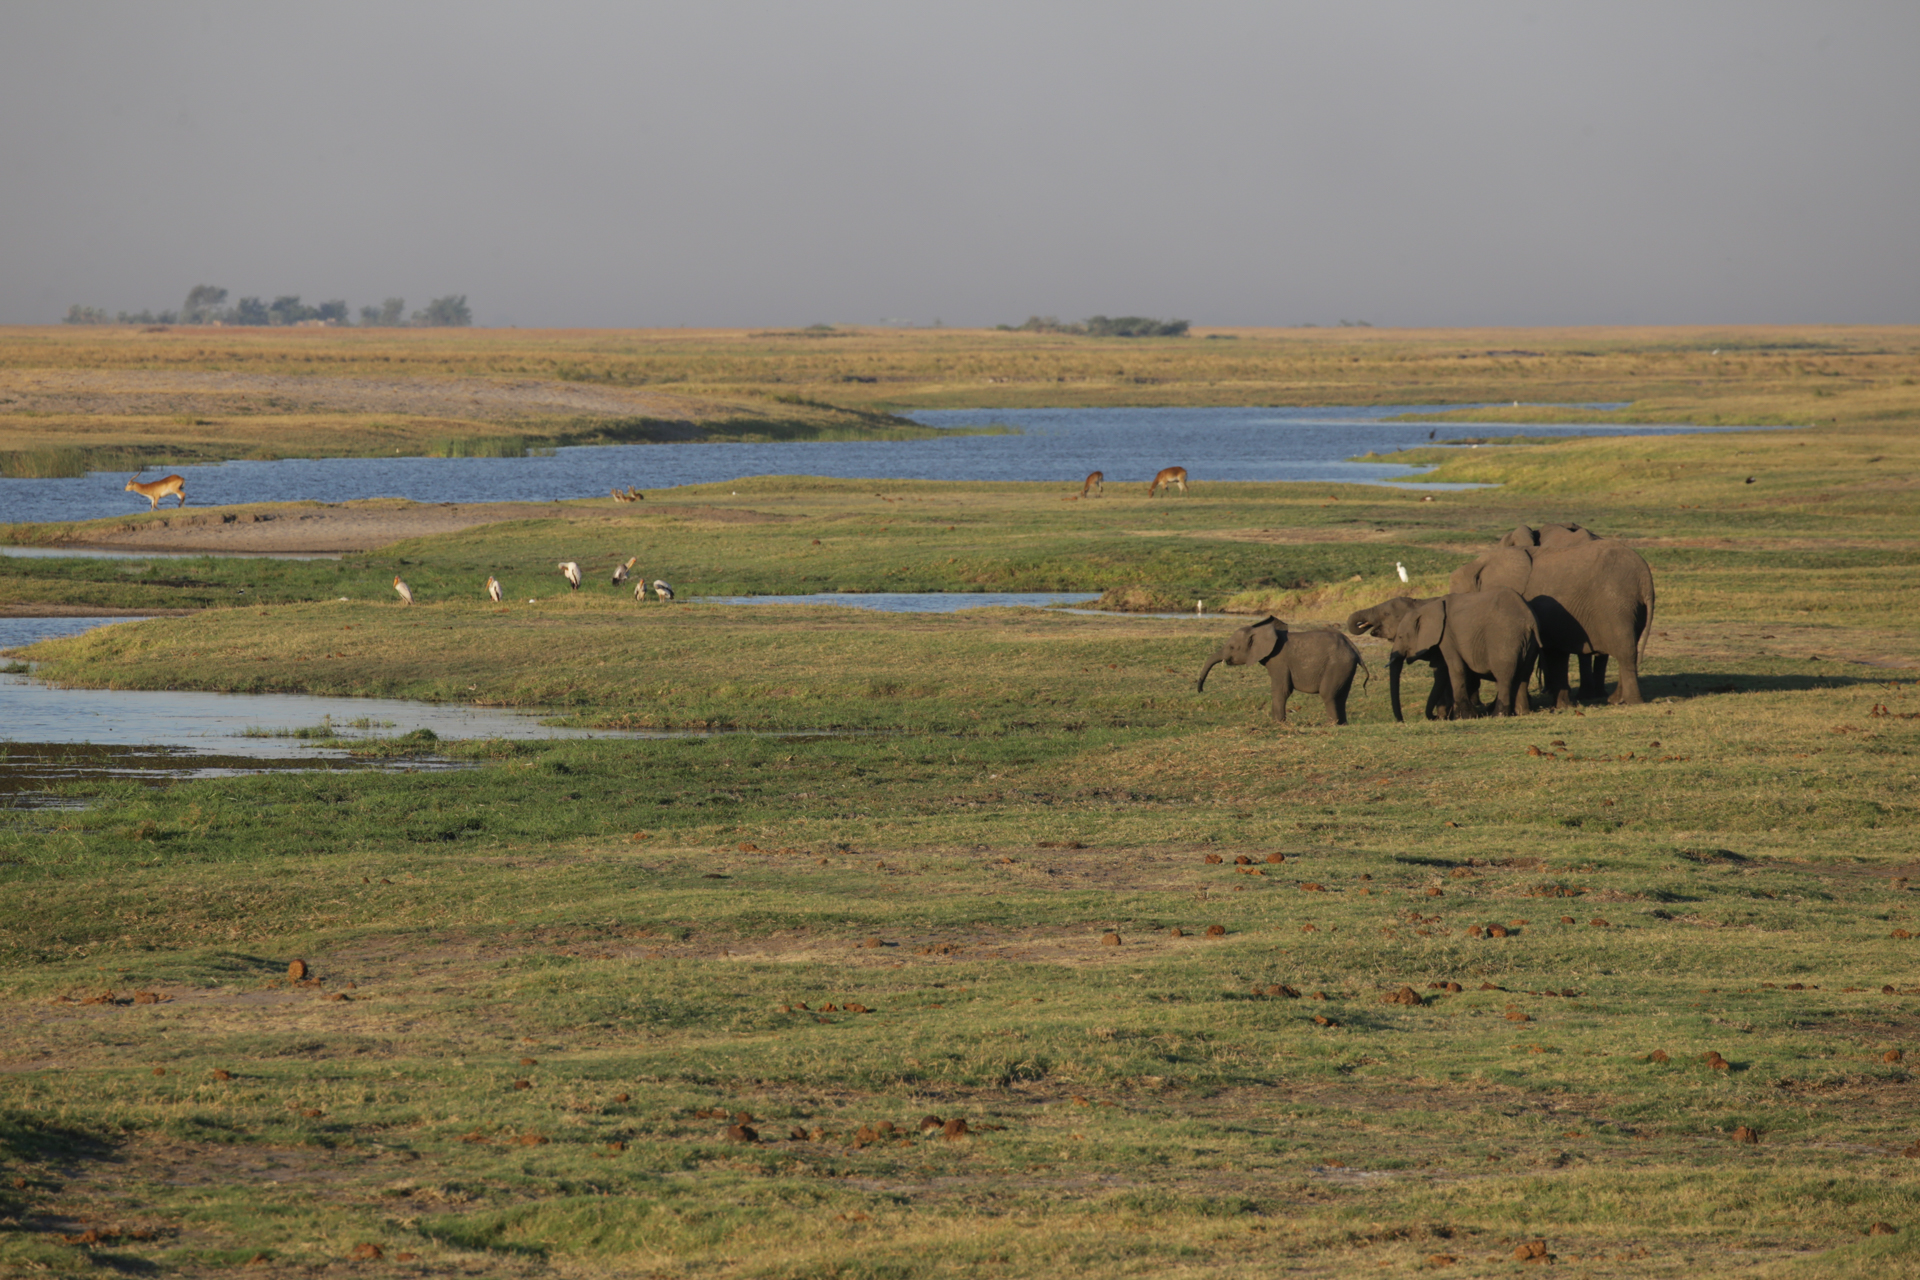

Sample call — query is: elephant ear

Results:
[1406,597,1447,655]
[1245,623,1283,664]
[1500,525,1539,548]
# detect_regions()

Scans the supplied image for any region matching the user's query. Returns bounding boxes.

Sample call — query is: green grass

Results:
[4,423,1920,1276]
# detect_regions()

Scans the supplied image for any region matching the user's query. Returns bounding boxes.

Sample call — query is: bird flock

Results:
[390,556,673,607]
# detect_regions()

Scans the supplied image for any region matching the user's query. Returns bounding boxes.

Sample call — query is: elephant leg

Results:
[1581,653,1611,704]
[1320,672,1350,725]
[1424,666,1452,720]
[1446,656,1478,720]
[1609,652,1645,705]
[1540,650,1573,709]
[1270,669,1293,723]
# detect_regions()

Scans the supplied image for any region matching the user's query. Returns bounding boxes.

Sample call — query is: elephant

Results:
[1500,522,1599,551]
[1196,616,1367,725]
[1346,588,1540,721]
[1449,536,1655,706]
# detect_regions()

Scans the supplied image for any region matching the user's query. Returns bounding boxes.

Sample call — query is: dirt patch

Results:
[1647,624,1920,671]
[0,602,196,619]
[48,499,571,554]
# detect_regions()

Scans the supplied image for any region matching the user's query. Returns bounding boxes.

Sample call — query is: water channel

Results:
[0,404,1724,524]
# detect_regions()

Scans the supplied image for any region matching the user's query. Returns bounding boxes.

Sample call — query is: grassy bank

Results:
[4,420,1920,1275]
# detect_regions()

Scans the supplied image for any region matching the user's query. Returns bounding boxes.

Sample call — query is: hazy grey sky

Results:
[3,1,1915,328]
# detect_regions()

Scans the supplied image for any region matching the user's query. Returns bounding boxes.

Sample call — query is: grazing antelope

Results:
[1147,466,1188,497]
[611,556,636,586]
[393,577,414,605]
[610,486,645,503]
[486,576,504,602]
[558,561,582,590]
[652,579,674,602]
[125,473,186,510]
[1081,471,1104,498]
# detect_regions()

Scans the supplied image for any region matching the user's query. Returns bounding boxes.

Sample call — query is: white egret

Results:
[558,561,582,590]
[653,579,675,602]
[611,556,636,586]
[486,576,504,602]
[1396,562,1409,583]
[393,577,414,605]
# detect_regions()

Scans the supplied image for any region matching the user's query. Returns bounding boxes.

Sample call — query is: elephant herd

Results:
[1195,523,1656,725]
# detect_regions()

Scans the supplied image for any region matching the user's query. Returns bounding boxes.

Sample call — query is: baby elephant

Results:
[1196,616,1367,725]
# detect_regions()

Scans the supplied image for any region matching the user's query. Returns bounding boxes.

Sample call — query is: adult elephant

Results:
[1500,522,1599,551]
[1449,537,1655,706]
[1346,589,1539,721]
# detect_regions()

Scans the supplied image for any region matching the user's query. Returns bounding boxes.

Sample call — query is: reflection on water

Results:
[0,674,669,755]
[0,404,1723,524]
[0,741,459,808]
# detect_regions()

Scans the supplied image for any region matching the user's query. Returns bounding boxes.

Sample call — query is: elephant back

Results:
[1449,547,1531,596]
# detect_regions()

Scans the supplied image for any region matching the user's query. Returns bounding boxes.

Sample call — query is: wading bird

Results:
[653,579,675,602]
[634,577,649,602]
[611,556,636,586]
[1397,562,1409,583]
[393,576,414,605]
[486,576,504,602]
[558,561,582,590]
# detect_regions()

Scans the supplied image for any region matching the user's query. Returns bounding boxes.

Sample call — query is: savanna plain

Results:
[3,325,1920,1278]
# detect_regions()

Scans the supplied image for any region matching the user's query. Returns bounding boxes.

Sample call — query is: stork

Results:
[558,561,582,590]
[653,579,675,602]
[486,576,504,602]
[634,578,650,602]
[611,556,636,586]
[393,576,414,605]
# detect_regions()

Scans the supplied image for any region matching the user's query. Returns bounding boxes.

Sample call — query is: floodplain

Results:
[2,326,1919,1277]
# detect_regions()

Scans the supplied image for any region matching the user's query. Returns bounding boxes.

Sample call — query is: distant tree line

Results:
[997,315,1190,337]
[64,285,472,327]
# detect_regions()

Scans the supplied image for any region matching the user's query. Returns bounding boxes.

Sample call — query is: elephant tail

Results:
[1638,576,1657,664]
[1346,635,1372,689]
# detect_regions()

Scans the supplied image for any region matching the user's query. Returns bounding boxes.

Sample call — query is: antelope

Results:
[1081,471,1104,498]
[125,473,186,510]
[1147,466,1188,497]
[610,487,644,503]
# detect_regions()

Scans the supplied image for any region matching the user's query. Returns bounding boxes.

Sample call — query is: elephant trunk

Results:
[1196,650,1228,692]
[1388,651,1406,723]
